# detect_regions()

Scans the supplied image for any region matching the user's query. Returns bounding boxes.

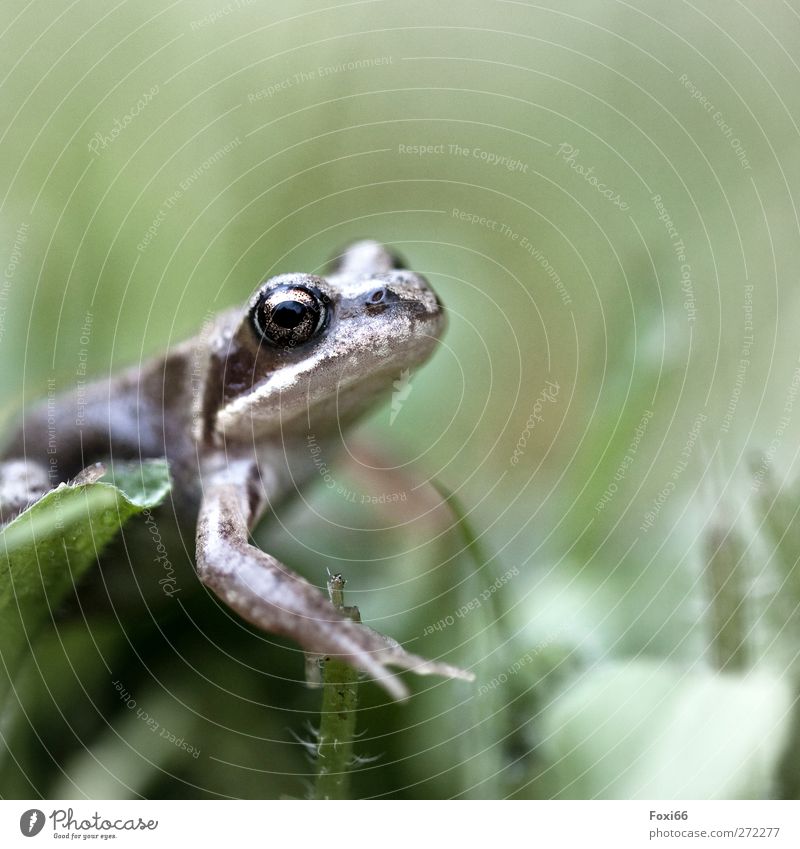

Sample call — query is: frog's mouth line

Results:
[213,265,446,442]
[216,318,444,441]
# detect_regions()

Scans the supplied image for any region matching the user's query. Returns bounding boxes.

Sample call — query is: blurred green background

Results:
[2,0,800,799]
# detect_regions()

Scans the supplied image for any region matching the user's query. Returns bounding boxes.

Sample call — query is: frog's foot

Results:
[69,461,107,486]
[197,479,474,701]
[303,620,474,697]
[0,459,52,526]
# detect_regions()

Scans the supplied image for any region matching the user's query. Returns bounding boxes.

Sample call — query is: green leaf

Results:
[541,660,792,799]
[0,460,171,704]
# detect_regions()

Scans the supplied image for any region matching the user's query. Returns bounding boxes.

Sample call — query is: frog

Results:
[0,240,473,700]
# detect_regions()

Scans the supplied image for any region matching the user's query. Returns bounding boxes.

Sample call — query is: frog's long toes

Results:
[367,630,476,684]
[297,615,410,700]
[312,611,474,700]
[380,649,476,684]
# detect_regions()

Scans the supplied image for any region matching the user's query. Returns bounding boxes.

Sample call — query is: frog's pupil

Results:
[270,300,306,328]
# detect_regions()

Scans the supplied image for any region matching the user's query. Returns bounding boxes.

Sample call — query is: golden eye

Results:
[251,285,328,347]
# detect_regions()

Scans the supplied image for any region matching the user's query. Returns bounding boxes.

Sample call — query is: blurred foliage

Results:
[0,461,170,694]
[1,0,800,798]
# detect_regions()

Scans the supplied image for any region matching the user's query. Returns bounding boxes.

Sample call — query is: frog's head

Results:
[203,241,446,442]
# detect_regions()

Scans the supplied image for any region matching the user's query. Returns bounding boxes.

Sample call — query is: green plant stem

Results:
[706,516,749,671]
[313,574,360,800]
[431,479,508,798]
[431,479,506,630]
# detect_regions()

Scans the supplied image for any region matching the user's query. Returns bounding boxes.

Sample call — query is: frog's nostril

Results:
[365,287,399,309]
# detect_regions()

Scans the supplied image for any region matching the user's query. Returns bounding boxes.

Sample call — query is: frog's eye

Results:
[250,284,328,347]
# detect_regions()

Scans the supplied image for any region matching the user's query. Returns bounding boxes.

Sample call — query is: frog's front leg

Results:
[196,460,473,700]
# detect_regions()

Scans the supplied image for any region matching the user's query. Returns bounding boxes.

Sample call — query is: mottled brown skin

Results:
[1,240,473,700]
